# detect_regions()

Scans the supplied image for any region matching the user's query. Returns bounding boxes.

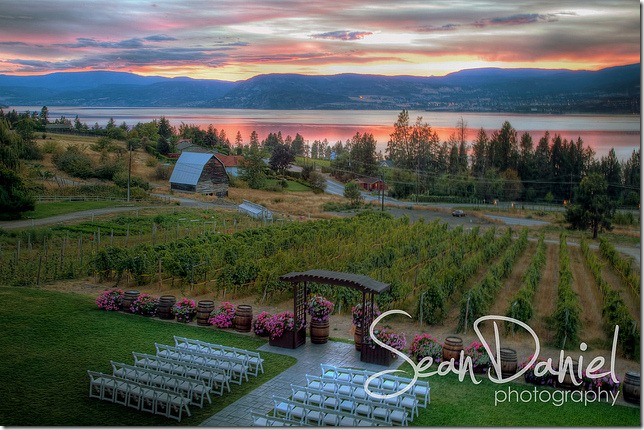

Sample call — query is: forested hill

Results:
[0,64,639,113]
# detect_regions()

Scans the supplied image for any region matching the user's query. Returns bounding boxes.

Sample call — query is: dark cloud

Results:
[59,38,146,49]
[311,31,373,41]
[144,35,178,42]
[0,41,29,46]
[483,13,560,26]
[418,24,460,33]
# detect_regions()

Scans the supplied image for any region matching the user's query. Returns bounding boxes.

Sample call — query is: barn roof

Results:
[169,152,214,186]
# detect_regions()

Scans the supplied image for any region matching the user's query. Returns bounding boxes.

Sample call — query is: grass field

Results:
[0,287,639,426]
[0,287,296,426]
[265,178,312,192]
[22,201,132,219]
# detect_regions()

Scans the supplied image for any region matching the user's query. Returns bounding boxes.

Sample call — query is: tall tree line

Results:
[385,110,639,205]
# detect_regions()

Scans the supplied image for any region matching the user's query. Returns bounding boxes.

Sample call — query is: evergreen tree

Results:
[565,173,615,239]
[600,148,622,200]
[471,128,488,177]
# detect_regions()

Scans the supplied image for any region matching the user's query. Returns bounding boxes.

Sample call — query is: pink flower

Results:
[208,301,236,328]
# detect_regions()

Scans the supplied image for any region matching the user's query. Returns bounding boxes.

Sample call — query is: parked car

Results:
[452,209,465,217]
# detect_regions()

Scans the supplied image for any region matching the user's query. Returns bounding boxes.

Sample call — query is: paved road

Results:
[0,206,151,230]
[483,214,551,227]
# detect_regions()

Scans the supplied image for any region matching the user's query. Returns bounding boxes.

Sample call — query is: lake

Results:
[10,106,640,160]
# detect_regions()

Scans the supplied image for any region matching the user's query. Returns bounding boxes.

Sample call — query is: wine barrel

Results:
[122,290,140,313]
[556,360,580,390]
[310,319,330,344]
[499,348,517,379]
[157,295,176,320]
[234,305,252,332]
[354,326,363,351]
[623,371,641,404]
[443,336,463,363]
[196,300,215,326]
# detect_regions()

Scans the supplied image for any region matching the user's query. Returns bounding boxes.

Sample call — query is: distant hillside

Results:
[0,64,639,113]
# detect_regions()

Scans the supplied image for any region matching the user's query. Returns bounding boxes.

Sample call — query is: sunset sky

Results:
[0,1,640,81]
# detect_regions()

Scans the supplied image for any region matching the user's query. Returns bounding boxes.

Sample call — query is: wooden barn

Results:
[169,152,229,197]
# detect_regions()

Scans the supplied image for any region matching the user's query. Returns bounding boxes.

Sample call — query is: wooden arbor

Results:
[279,269,391,361]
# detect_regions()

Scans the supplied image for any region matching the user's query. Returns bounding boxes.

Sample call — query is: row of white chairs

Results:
[132,351,231,396]
[110,361,212,408]
[321,364,431,407]
[271,396,388,426]
[251,412,310,427]
[304,374,417,420]
[289,383,410,425]
[155,343,249,385]
[173,336,265,376]
[87,371,191,422]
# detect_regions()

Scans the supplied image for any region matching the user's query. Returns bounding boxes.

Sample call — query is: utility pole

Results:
[381,174,385,212]
[127,144,132,202]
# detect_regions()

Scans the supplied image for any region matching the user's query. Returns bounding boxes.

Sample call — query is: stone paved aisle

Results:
[200,340,403,426]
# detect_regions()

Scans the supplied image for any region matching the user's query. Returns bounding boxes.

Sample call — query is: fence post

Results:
[463,292,471,335]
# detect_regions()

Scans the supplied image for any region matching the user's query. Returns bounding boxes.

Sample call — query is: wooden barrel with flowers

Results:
[196,300,215,326]
[234,305,253,332]
[122,290,140,313]
[442,336,463,363]
[157,295,176,320]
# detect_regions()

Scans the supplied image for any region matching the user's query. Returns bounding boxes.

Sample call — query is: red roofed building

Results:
[214,154,244,177]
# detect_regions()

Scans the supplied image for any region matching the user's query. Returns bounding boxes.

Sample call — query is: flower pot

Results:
[196,300,215,326]
[354,326,363,351]
[176,313,194,323]
[310,319,329,344]
[361,344,393,366]
[234,305,253,332]
[269,328,306,349]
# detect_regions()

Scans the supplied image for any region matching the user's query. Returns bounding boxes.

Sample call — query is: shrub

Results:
[171,298,196,323]
[307,295,334,322]
[462,341,491,373]
[408,333,443,364]
[208,301,236,328]
[130,294,159,316]
[365,327,407,352]
[253,311,272,336]
[265,311,305,339]
[154,164,172,180]
[95,288,124,311]
[52,146,94,179]
[113,171,150,190]
[351,302,380,328]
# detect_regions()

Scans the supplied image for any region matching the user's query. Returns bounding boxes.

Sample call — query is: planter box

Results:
[361,344,394,366]
[268,327,306,349]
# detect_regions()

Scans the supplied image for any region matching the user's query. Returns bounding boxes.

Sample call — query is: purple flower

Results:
[307,295,334,322]
[208,301,236,328]
[96,289,124,311]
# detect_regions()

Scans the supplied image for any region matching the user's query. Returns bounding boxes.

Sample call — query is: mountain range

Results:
[0,64,639,114]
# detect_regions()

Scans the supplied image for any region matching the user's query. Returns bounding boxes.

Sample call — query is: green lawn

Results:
[0,287,295,426]
[22,200,131,219]
[399,362,640,426]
